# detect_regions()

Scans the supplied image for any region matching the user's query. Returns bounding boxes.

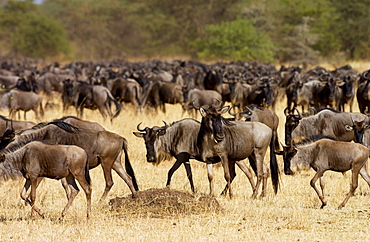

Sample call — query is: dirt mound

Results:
[109,188,221,218]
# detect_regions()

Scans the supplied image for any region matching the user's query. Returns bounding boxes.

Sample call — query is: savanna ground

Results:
[0,61,369,242]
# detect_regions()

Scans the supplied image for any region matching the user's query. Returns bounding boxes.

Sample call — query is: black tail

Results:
[84,159,91,185]
[122,139,139,191]
[270,133,279,194]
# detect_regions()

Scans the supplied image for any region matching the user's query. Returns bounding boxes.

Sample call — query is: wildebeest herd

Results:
[0,59,370,218]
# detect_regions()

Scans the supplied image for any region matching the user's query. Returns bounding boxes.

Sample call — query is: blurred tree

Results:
[0,0,69,58]
[193,18,274,62]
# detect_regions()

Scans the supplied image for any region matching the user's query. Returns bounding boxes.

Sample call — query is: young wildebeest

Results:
[4,121,138,200]
[197,104,279,198]
[133,119,257,194]
[0,141,92,218]
[1,90,44,120]
[290,138,370,209]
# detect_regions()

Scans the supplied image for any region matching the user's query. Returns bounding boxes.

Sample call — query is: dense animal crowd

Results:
[0,59,370,218]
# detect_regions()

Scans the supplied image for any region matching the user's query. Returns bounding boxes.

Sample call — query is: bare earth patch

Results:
[109,188,221,218]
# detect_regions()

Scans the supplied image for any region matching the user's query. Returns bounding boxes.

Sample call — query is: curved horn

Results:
[162,121,168,128]
[213,98,222,108]
[284,107,290,116]
[293,107,302,119]
[136,122,145,132]
[228,109,238,116]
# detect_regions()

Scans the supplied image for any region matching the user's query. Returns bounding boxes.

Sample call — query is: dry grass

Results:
[0,86,369,242]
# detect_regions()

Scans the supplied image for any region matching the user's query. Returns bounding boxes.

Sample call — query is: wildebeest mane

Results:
[17,121,79,135]
[54,116,83,122]
[294,135,336,146]
[0,139,48,155]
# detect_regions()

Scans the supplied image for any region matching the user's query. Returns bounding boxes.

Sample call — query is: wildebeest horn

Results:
[162,121,168,128]
[213,98,222,108]
[136,122,145,132]
[228,109,237,116]
[293,107,302,119]
[284,107,290,116]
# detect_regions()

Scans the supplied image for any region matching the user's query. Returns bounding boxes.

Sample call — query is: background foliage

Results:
[0,0,369,63]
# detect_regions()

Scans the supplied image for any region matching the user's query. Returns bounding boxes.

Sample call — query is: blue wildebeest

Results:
[229,104,281,152]
[197,104,279,199]
[290,138,370,209]
[280,109,369,175]
[1,89,44,120]
[0,140,92,218]
[133,119,256,194]
[3,121,138,200]
[182,89,223,118]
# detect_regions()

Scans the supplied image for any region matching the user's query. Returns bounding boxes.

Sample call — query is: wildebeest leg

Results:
[260,164,269,198]
[206,162,214,196]
[167,153,195,193]
[235,160,256,192]
[221,161,236,196]
[338,168,360,209]
[61,174,80,218]
[310,170,327,208]
[319,176,326,200]
[111,159,137,198]
[252,152,265,199]
[98,105,108,120]
[73,171,92,218]
[22,179,44,218]
[359,165,370,188]
[220,154,233,198]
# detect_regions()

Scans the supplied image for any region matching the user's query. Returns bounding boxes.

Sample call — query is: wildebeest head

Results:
[133,121,168,163]
[0,120,15,150]
[276,145,296,175]
[345,117,370,144]
[199,103,231,144]
[284,107,302,147]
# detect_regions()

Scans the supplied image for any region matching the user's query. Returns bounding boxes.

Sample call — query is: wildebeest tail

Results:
[270,132,279,194]
[122,139,139,191]
[84,159,91,185]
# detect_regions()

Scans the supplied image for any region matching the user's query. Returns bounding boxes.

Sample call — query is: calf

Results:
[290,138,370,209]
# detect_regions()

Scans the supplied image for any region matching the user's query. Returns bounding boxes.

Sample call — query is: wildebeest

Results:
[4,121,138,200]
[312,74,344,111]
[141,81,184,113]
[110,78,143,111]
[289,138,370,209]
[63,81,121,121]
[1,89,44,120]
[197,105,279,198]
[280,109,369,175]
[182,89,223,117]
[0,141,92,218]
[229,105,281,151]
[356,70,370,114]
[133,119,257,194]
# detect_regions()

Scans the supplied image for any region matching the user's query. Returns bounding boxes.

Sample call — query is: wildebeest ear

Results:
[200,107,207,117]
[132,132,144,138]
[344,125,353,131]
[219,106,230,115]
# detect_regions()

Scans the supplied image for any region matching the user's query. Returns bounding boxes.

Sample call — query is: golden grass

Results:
[0,95,369,242]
